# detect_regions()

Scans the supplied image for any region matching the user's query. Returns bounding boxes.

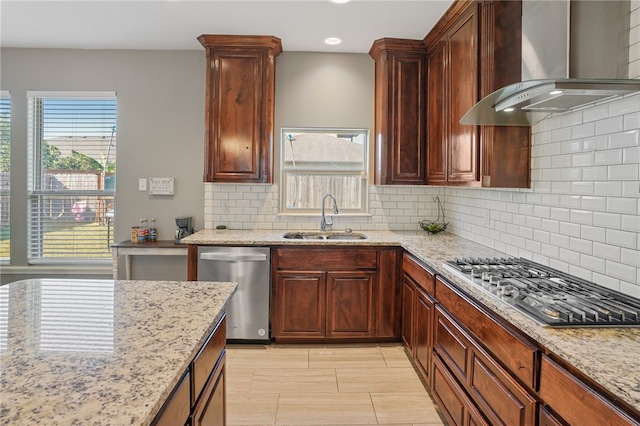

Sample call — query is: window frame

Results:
[27,91,116,264]
[279,127,369,215]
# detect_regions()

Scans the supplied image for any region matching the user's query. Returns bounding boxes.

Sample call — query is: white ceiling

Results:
[0,0,454,53]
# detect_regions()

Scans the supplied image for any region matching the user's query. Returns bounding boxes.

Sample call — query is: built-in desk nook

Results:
[112,240,188,279]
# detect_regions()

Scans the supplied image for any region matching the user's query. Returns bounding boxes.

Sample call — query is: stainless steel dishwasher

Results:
[197,246,270,342]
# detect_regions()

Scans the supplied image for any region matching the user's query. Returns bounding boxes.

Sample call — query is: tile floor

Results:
[225,344,446,426]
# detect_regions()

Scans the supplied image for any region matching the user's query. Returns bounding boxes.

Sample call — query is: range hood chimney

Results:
[461,0,640,126]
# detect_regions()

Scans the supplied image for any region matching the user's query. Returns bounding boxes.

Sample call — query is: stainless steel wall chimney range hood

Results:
[461,0,640,126]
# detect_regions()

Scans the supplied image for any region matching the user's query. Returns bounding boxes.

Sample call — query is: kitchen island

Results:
[0,278,237,425]
[182,229,640,419]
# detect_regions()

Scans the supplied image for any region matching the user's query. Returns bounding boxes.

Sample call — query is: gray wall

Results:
[1,48,206,281]
[0,48,377,282]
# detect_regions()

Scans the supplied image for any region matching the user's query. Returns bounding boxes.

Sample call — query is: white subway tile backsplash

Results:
[594,149,623,165]
[594,181,623,197]
[624,146,640,164]
[625,111,640,131]
[609,95,640,116]
[608,197,638,214]
[569,237,593,254]
[609,129,639,149]
[559,248,581,264]
[581,225,606,243]
[621,248,640,267]
[581,165,608,180]
[609,164,639,180]
[570,123,594,140]
[570,182,593,195]
[593,242,621,262]
[570,209,593,225]
[580,254,606,274]
[607,228,638,249]
[606,260,637,283]
[622,214,640,232]
[571,152,593,167]
[583,104,610,123]
[594,211,622,229]
[595,116,624,135]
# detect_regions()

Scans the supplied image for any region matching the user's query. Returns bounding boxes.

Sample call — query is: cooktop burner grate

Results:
[443,257,640,327]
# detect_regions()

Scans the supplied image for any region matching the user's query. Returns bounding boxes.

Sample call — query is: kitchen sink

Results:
[282,232,367,240]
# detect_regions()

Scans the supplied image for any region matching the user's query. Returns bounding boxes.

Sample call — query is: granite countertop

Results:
[182,229,640,414]
[0,278,237,426]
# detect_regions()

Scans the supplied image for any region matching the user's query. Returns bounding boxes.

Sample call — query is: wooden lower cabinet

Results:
[153,316,227,426]
[273,272,326,337]
[192,356,226,426]
[271,246,399,342]
[432,354,489,426]
[327,272,375,337]
[402,254,436,384]
[539,355,640,426]
[433,285,536,426]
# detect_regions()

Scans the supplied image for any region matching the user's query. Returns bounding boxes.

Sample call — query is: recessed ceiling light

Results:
[503,108,515,112]
[325,37,342,45]
[549,90,563,95]
[330,0,350,3]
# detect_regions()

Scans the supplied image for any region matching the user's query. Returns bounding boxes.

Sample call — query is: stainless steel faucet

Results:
[321,193,339,231]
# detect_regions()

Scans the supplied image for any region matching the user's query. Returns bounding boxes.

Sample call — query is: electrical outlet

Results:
[138,178,147,191]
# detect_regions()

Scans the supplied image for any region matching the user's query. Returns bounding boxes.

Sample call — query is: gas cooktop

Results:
[443,257,640,327]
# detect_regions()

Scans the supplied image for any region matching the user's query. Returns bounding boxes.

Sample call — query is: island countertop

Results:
[182,229,640,415]
[0,278,237,426]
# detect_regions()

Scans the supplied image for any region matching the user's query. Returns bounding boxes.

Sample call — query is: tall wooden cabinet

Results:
[369,38,428,185]
[198,35,282,183]
[426,5,479,185]
[424,0,530,188]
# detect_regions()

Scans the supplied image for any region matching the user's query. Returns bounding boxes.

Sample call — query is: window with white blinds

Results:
[0,91,10,262]
[27,92,116,262]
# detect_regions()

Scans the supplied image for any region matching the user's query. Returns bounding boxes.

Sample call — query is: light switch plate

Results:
[138,178,147,191]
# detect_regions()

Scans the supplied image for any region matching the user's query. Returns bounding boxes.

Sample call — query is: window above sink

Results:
[280,128,369,215]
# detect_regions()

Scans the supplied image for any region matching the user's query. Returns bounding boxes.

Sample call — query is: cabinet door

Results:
[326,272,375,337]
[447,5,479,184]
[370,39,427,185]
[401,276,416,352]
[192,356,226,426]
[205,48,265,182]
[384,51,427,184]
[273,272,326,338]
[376,248,400,338]
[426,40,448,185]
[414,288,435,383]
[153,371,191,426]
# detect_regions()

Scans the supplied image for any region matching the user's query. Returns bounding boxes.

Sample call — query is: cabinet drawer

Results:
[435,277,538,389]
[153,371,190,426]
[539,355,640,426]
[192,317,226,405]
[403,253,435,295]
[435,306,471,382]
[469,343,536,426]
[432,355,489,426]
[275,247,377,270]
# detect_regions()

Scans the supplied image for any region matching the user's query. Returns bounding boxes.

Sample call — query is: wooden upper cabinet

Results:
[477,1,531,188]
[426,40,447,184]
[424,0,531,188]
[369,38,428,185]
[198,35,282,183]
[426,4,480,186]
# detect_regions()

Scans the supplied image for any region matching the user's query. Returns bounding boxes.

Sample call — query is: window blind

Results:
[27,92,116,262]
[0,92,10,261]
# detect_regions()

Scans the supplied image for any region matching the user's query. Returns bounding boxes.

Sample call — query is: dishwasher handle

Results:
[200,252,268,262]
